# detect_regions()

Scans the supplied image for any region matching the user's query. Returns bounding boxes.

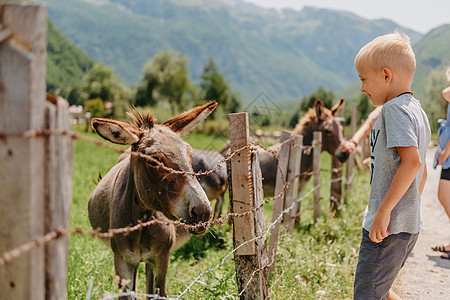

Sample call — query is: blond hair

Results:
[446,67,450,82]
[355,31,416,81]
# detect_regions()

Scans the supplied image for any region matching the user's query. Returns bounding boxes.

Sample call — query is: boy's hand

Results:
[369,209,390,243]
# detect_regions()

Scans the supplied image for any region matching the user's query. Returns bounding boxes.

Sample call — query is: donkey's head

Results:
[91,102,217,233]
[293,98,350,162]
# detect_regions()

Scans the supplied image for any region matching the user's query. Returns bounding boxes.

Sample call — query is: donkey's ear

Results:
[162,101,218,136]
[91,118,140,145]
[331,98,345,116]
[314,99,326,121]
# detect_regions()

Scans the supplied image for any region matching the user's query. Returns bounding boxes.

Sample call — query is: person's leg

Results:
[387,290,401,300]
[432,169,450,252]
[354,230,418,300]
[437,177,450,218]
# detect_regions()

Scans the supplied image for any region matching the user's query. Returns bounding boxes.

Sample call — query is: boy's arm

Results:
[369,146,422,243]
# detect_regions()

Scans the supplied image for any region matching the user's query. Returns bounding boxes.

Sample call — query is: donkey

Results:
[88,101,217,298]
[254,98,349,196]
[191,149,227,219]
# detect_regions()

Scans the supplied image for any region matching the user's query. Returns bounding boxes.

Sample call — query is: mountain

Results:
[40,0,424,102]
[413,24,450,100]
[47,19,95,93]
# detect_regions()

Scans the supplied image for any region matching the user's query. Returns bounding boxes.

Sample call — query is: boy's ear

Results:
[382,67,393,83]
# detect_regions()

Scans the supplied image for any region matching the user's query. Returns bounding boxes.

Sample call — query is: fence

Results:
[0,3,358,300]
[0,4,73,300]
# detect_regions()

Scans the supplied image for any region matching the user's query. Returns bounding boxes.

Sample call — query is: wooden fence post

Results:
[345,104,357,194]
[268,130,291,276]
[313,131,322,222]
[283,135,302,233]
[330,117,345,215]
[229,113,268,299]
[0,3,47,300]
[44,96,73,300]
[0,4,73,300]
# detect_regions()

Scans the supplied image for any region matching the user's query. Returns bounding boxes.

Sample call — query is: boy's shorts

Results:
[353,229,419,300]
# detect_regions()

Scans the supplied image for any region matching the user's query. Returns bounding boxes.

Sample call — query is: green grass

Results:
[67,126,369,299]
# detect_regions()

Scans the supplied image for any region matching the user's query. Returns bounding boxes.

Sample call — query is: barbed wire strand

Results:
[175,175,349,299]
[0,127,356,299]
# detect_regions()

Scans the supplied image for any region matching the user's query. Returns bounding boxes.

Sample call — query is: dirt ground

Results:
[392,146,450,299]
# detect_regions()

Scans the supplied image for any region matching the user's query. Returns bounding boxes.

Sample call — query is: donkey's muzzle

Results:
[187,204,211,234]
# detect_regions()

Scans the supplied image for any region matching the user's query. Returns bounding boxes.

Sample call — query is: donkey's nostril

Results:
[189,205,212,223]
[190,206,198,220]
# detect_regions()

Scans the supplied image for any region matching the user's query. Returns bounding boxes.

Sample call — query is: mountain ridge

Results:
[41,0,449,103]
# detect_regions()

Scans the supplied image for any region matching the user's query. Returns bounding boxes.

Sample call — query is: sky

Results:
[243,0,450,34]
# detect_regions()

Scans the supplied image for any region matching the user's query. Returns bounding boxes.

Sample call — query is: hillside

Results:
[413,24,450,99]
[47,19,95,93]
[40,0,423,102]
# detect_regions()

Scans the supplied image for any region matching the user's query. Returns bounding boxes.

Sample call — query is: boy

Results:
[353,31,431,300]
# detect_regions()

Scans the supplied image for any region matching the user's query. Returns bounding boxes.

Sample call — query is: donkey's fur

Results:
[255,98,349,196]
[88,102,217,298]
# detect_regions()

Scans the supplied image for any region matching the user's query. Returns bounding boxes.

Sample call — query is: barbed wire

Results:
[0,127,354,299]
[175,175,350,299]
[0,128,346,264]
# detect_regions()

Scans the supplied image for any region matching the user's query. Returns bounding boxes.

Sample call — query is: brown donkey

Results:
[257,98,349,196]
[88,102,217,297]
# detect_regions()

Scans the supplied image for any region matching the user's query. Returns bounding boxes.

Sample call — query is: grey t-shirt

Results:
[362,94,431,235]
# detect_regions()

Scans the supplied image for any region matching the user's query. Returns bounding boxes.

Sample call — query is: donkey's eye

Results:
[324,129,332,135]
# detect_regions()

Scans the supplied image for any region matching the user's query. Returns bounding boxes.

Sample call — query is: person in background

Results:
[431,67,450,259]
[352,31,430,300]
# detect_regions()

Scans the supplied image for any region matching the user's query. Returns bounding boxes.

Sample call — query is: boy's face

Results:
[357,67,390,107]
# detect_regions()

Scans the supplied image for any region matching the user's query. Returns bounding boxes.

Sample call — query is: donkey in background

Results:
[257,98,349,196]
[191,149,227,219]
[219,98,348,196]
[88,101,217,298]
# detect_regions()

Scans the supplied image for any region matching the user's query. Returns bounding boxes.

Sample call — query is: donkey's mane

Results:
[127,106,156,129]
[296,107,317,131]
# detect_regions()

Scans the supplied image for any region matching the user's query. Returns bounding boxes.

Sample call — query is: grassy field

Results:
[67,125,370,299]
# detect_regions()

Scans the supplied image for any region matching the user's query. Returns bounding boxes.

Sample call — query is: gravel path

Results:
[393,146,450,299]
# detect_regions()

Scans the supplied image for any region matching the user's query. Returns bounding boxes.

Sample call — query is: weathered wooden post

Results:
[0,4,73,300]
[0,4,47,300]
[330,117,345,215]
[267,130,291,276]
[345,104,357,195]
[228,112,268,300]
[313,131,322,222]
[44,95,73,300]
[283,135,303,233]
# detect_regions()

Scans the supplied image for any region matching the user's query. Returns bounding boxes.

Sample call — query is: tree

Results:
[199,56,242,118]
[81,62,130,119]
[289,87,335,128]
[299,86,335,112]
[135,51,190,113]
[356,93,371,123]
[84,98,107,118]
[81,62,128,103]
